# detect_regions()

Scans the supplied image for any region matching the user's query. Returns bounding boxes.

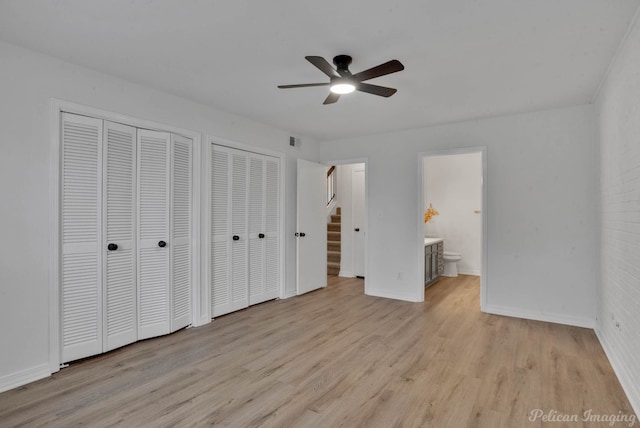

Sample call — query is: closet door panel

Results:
[211,146,231,316]
[248,156,265,304]
[137,130,170,339]
[103,121,137,351]
[60,113,103,362]
[230,151,249,310]
[170,134,192,332]
[263,157,280,300]
[211,145,249,317]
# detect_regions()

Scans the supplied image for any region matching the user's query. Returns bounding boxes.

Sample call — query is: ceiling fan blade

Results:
[356,83,397,97]
[278,83,330,89]
[306,56,339,78]
[323,93,340,105]
[352,60,404,82]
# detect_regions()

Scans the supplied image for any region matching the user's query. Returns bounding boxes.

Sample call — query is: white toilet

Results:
[442,251,462,277]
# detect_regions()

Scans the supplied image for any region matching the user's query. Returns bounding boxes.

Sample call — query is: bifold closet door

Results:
[137,130,171,340]
[103,121,137,351]
[211,145,249,317]
[248,154,280,305]
[170,134,192,332]
[61,113,103,362]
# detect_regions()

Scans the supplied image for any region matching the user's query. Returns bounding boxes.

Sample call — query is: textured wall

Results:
[595,12,640,416]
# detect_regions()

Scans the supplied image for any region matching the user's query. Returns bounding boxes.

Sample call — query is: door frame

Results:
[49,99,202,374]
[321,158,369,291]
[418,147,488,310]
[203,136,286,317]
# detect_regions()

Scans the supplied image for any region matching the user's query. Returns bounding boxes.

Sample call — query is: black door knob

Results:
[354,228,360,232]
[233,235,240,241]
[258,233,265,239]
[158,240,167,248]
[107,243,118,251]
[300,232,306,237]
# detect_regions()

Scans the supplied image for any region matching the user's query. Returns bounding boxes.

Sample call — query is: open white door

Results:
[296,159,327,294]
[352,168,366,277]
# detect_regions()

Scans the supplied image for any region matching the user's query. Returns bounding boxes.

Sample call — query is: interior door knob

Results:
[107,243,118,251]
[233,235,240,241]
[258,233,265,239]
[158,240,167,248]
[354,228,360,232]
[300,232,306,237]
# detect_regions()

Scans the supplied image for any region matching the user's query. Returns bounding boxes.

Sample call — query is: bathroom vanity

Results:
[424,238,444,286]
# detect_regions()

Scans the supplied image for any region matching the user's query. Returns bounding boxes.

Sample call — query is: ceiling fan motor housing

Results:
[333,55,353,73]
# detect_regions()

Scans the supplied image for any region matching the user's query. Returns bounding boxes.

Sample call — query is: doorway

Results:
[324,159,368,285]
[419,148,487,309]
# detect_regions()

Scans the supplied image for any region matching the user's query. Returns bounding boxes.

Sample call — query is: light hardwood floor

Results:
[0,275,635,427]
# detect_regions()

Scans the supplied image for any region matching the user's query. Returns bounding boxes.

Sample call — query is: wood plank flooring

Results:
[0,275,635,427]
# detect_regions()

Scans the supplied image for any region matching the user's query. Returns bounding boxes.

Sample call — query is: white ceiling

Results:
[1,0,638,140]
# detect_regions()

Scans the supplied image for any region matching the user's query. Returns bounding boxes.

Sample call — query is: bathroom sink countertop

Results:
[424,237,443,246]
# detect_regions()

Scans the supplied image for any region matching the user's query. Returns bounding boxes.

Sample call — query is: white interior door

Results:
[211,145,249,317]
[263,157,280,301]
[137,130,170,339]
[60,113,103,362]
[248,154,280,305]
[352,168,365,277]
[248,155,265,305]
[229,149,250,311]
[103,121,137,351]
[170,134,192,332]
[296,159,327,294]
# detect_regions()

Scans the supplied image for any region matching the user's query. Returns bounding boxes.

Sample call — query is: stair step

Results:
[328,261,340,275]
[327,231,341,241]
[331,214,341,223]
[328,241,340,251]
[336,207,341,215]
[327,250,341,263]
[328,222,340,232]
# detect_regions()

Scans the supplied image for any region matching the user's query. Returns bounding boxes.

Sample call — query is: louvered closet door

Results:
[103,121,137,351]
[61,113,103,362]
[263,156,280,301]
[211,145,249,317]
[248,155,265,305]
[248,154,280,305]
[170,134,192,332]
[137,130,171,339]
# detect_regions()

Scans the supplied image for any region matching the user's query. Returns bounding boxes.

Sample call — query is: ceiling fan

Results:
[278,55,405,105]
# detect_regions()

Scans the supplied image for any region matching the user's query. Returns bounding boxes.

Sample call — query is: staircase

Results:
[327,207,341,276]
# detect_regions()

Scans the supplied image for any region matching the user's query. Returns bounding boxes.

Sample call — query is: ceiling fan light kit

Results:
[330,81,356,94]
[278,55,404,104]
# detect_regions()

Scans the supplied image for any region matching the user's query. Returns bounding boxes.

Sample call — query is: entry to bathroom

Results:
[420,148,486,308]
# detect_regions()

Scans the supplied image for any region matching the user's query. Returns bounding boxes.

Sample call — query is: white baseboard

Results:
[366,287,422,302]
[484,304,595,329]
[595,326,640,418]
[0,363,51,393]
[338,270,354,278]
[281,290,297,299]
[458,268,481,276]
[192,316,211,327]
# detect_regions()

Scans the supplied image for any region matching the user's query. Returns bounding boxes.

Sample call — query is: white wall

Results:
[595,11,640,415]
[336,163,365,277]
[424,153,482,275]
[319,104,598,326]
[0,40,319,392]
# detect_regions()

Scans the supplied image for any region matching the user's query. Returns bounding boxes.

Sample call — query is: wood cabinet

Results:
[424,239,444,286]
